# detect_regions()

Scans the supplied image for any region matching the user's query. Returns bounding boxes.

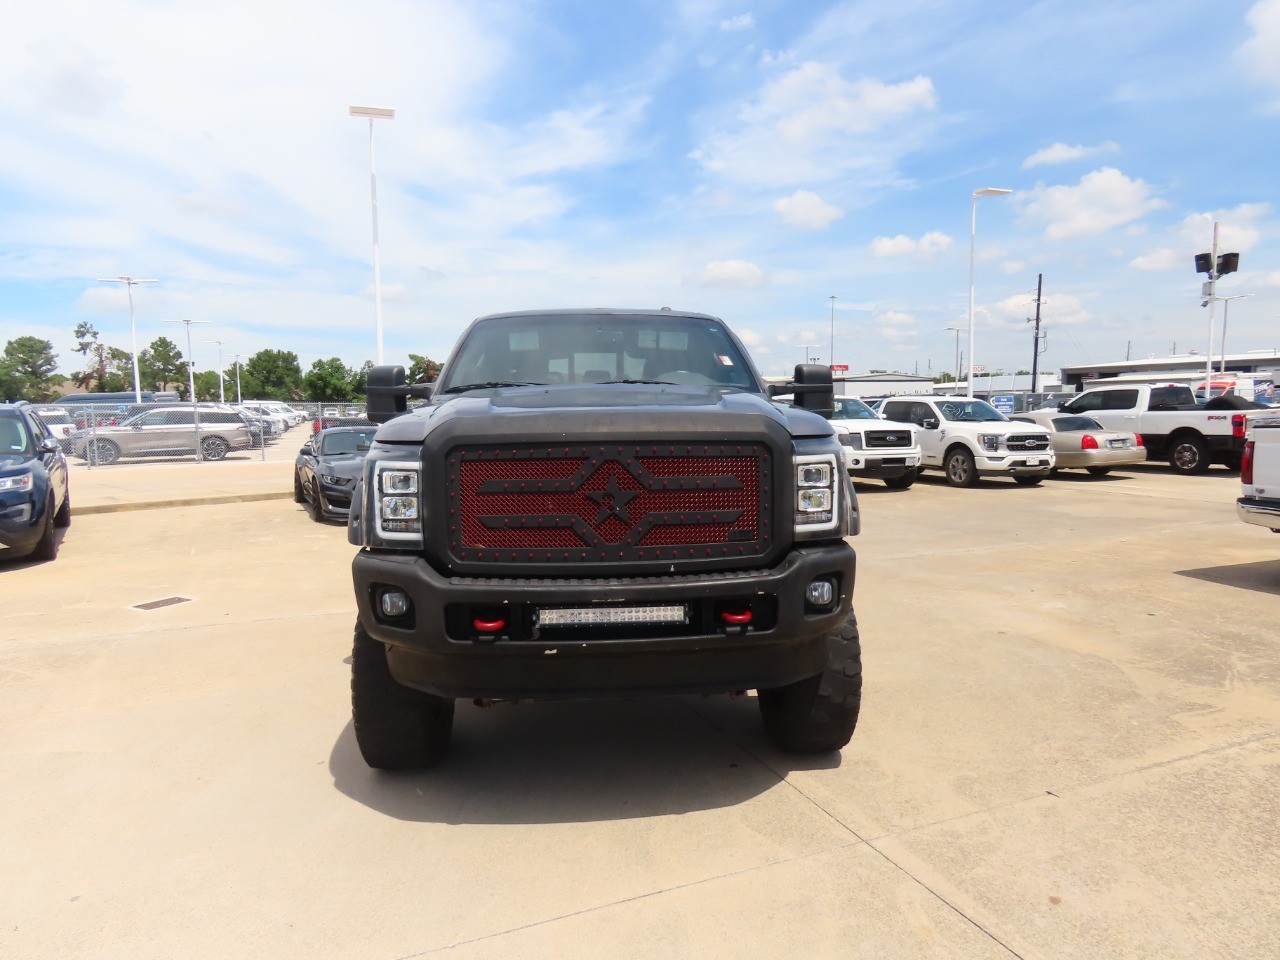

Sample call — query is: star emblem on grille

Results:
[586,472,638,525]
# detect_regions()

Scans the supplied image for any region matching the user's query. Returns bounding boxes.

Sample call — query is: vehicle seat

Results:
[582,369,611,383]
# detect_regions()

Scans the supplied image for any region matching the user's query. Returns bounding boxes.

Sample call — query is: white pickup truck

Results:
[1238,414,1280,534]
[830,396,922,489]
[879,395,1054,487]
[1057,383,1250,474]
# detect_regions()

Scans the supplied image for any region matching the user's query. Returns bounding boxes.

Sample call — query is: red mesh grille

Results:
[448,443,771,564]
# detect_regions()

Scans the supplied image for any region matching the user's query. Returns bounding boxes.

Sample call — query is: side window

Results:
[881,402,911,424]
[909,402,933,425]
[1104,389,1139,410]
[1068,392,1104,413]
[27,412,51,440]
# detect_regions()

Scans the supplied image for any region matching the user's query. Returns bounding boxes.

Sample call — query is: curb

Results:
[75,491,295,516]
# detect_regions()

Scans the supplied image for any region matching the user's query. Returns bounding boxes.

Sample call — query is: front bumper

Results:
[353,542,856,700]
[0,498,39,552]
[843,448,921,478]
[1056,447,1148,470]
[977,452,1055,474]
[1237,496,1280,533]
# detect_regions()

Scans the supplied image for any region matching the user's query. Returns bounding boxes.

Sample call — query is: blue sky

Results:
[2,0,1278,382]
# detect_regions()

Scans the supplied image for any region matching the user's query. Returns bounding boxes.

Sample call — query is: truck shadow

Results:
[329,695,841,824]
[1176,559,1280,596]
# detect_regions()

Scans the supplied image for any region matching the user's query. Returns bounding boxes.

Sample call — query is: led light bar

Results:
[536,605,688,627]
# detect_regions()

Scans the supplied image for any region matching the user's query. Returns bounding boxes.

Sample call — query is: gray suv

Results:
[71,407,254,464]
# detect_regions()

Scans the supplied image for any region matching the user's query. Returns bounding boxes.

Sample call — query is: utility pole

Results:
[1028,273,1044,393]
[829,295,837,368]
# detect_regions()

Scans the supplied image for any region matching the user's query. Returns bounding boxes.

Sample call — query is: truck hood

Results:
[375,384,834,443]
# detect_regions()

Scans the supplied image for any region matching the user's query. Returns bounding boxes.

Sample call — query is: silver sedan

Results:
[1008,411,1146,476]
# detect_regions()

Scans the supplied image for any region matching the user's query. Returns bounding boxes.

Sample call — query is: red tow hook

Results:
[720,610,753,626]
[473,618,506,633]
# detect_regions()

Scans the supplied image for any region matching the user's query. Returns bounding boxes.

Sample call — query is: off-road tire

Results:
[1014,475,1043,486]
[883,469,917,490]
[1168,434,1210,474]
[200,436,230,461]
[758,612,862,753]
[351,620,454,770]
[944,447,979,488]
[28,498,59,562]
[87,438,120,466]
[293,471,307,504]
[53,488,71,528]
[1087,467,1111,477]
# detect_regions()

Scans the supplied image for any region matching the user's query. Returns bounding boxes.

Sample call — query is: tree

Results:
[349,360,374,397]
[406,353,443,384]
[303,357,356,403]
[138,337,185,391]
[193,370,222,401]
[243,350,303,401]
[2,337,60,401]
[935,372,956,384]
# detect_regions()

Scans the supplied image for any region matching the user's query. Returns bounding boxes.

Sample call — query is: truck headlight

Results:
[794,453,839,532]
[372,460,422,543]
[979,434,1000,453]
[838,433,863,450]
[0,472,33,492]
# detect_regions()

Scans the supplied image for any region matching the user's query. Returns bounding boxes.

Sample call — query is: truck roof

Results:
[474,307,721,323]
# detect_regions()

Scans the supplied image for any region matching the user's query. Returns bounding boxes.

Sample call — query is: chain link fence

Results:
[44,401,295,467]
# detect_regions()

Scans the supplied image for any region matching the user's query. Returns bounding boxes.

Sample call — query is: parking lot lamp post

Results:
[232,354,243,404]
[1217,295,1251,376]
[945,325,964,394]
[349,105,395,365]
[967,188,1012,397]
[165,319,212,460]
[96,276,158,404]
[205,340,227,403]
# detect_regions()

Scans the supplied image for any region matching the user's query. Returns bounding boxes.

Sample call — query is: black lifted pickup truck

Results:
[348,308,861,768]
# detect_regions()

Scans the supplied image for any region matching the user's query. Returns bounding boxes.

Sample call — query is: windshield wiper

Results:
[441,381,545,394]
[602,379,677,385]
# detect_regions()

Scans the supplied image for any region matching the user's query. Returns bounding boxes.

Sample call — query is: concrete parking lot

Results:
[2,456,1278,959]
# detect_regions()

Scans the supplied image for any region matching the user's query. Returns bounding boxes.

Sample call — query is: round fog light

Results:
[379,589,410,618]
[806,579,834,607]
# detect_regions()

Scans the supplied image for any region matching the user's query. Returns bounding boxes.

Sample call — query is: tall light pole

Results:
[1217,294,1252,376]
[967,187,1012,397]
[349,105,395,365]
[204,340,227,403]
[798,343,820,366]
[232,354,243,404]
[165,318,211,460]
[829,295,837,368]
[97,276,158,404]
[944,325,964,394]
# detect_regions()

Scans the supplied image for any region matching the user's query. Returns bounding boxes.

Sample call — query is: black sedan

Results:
[0,402,71,562]
[294,426,377,522]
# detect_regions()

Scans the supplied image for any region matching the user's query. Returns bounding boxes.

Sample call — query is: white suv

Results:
[879,395,1054,487]
[831,396,922,489]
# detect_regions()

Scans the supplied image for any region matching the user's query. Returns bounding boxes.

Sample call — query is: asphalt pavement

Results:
[2,451,1278,959]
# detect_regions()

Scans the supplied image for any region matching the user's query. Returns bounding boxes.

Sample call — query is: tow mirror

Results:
[1057,401,1069,412]
[768,364,834,419]
[365,366,433,423]
[921,418,939,430]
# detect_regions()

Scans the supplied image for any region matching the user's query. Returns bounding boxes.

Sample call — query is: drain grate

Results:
[131,596,194,611]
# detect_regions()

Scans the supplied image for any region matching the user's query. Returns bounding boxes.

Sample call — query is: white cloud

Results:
[720,13,754,31]
[773,189,844,229]
[877,311,915,326]
[1130,248,1182,271]
[1020,168,1166,240]
[737,327,764,346]
[1000,260,1025,275]
[870,230,951,259]
[691,63,936,186]
[1240,1,1280,89]
[1022,141,1119,168]
[1256,270,1280,288]
[987,292,1092,328]
[685,259,765,287]
[1177,204,1269,252]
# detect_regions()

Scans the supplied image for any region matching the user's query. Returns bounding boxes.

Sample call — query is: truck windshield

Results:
[936,399,1008,422]
[832,398,879,420]
[438,313,759,393]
